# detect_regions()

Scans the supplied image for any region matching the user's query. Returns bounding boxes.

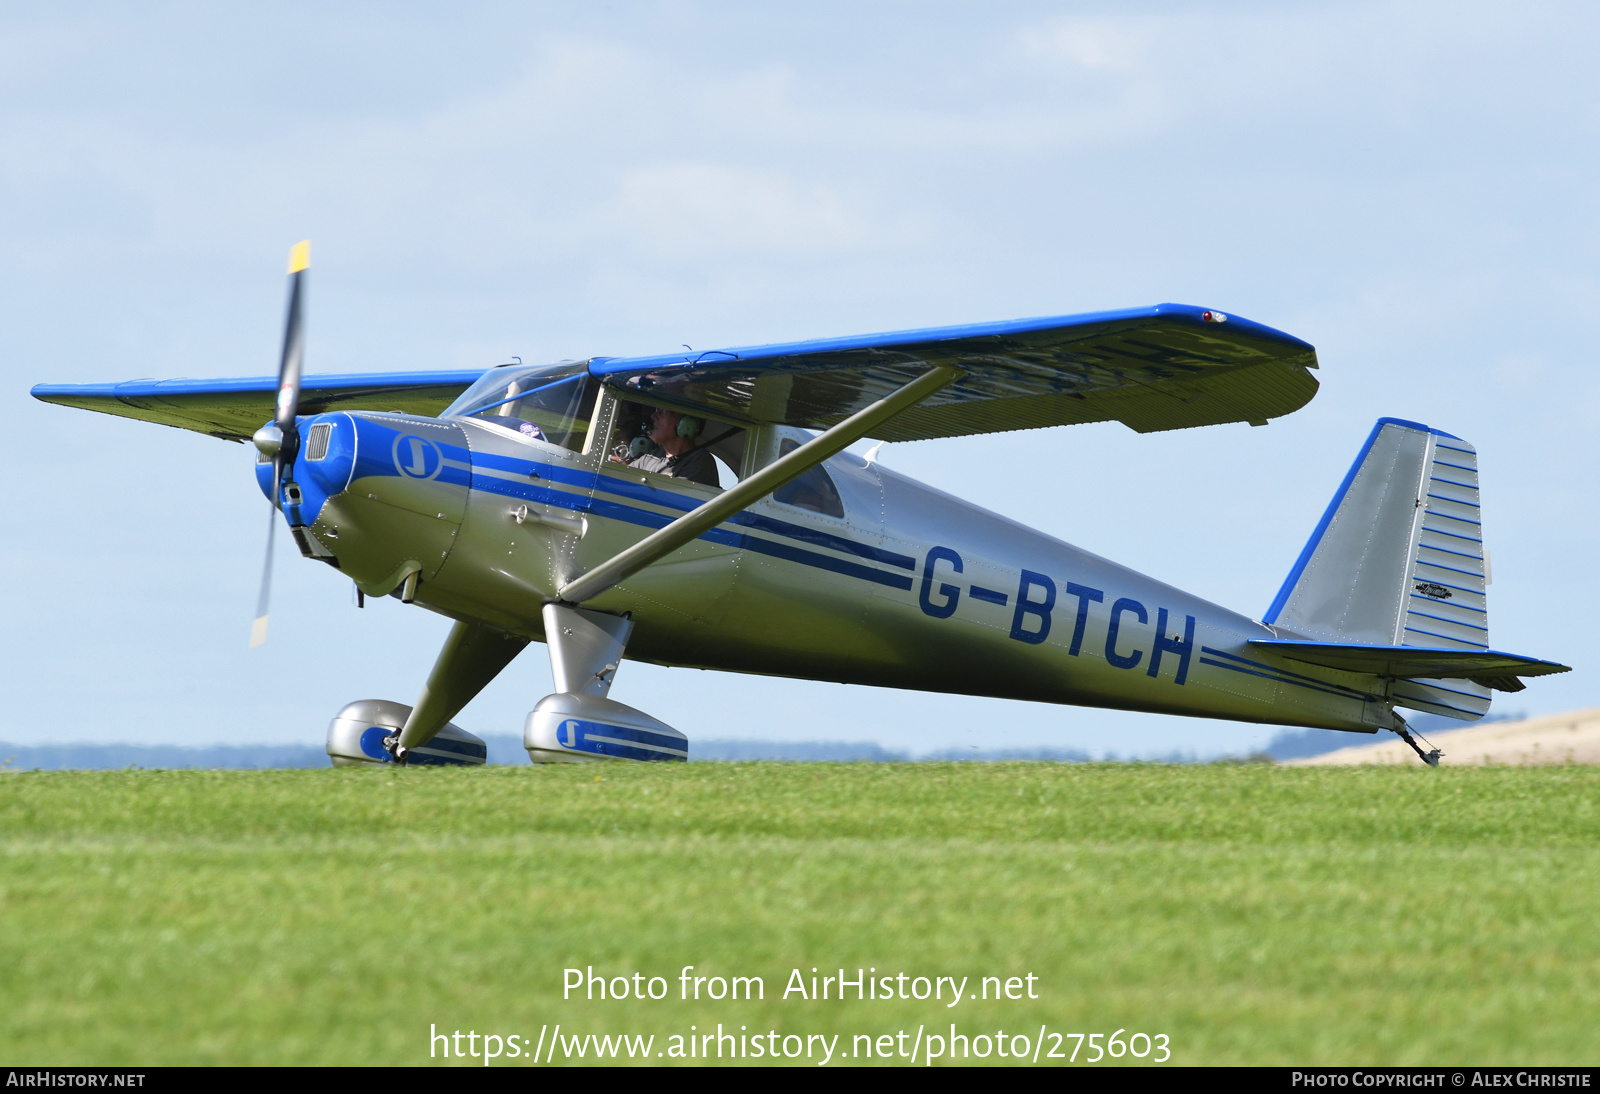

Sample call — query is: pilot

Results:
[628,406,720,488]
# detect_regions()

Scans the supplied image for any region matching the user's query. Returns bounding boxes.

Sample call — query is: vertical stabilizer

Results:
[1264,418,1491,721]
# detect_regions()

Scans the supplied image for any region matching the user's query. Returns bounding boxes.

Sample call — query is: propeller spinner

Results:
[249,240,310,648]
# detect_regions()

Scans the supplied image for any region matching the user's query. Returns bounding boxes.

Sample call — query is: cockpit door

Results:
[572,387,744,630]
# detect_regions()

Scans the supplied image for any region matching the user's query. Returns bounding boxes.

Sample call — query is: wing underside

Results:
[31,371,484,441]
[591,303,1319,441]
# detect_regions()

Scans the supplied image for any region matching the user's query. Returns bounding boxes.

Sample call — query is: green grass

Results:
[1,763,1597,1065]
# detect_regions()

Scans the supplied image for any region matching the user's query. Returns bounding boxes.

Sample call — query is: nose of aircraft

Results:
[253,412,357,524]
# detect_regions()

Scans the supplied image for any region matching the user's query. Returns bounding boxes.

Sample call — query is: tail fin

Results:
[1263,418,1492,720]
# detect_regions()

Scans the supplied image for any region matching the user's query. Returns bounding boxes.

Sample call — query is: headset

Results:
[626,409,705,460]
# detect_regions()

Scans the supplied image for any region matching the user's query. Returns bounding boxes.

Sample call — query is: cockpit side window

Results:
[606,399,746,490]
[772,438,845,518]
[444,363,599,452]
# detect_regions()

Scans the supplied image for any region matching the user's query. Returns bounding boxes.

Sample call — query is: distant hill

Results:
[1262,712,1526,761]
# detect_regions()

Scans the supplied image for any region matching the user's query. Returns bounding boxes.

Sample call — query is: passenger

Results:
[628,406,720,488]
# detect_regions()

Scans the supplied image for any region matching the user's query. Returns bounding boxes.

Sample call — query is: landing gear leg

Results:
[525,604,687,762]
[1393,724,1442,766]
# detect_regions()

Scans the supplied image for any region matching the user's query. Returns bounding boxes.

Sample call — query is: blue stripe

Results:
[1414,559,1486,580]
[1434,443,1475,454]
[594,475,920,569]
[1390,691,1484,717]
[1408,592,1486,614]
[470,469,916,591]
[740,535,914,590]
[586,302,1316,378]
[1427,511,1484,531]
[1200,646,1378,700]
[1426,493,1480,509]
[1403,626,1488,648]
[968,586,1008,605]
[1394,678,1488,700]
[575,721,685,752]
[34,368,485,401]
[736,511,916,570]
[478,452,919,570]
[1430,476,1477,489]
[1433,460,1478,473]
[1422,527,1484,545]
[560,718,687,762]
[1418,543,1485,563]
[1198,657,1377,702]
[1407,609,1488,632]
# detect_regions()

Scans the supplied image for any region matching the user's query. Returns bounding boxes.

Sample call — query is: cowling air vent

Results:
[306,422,332,461]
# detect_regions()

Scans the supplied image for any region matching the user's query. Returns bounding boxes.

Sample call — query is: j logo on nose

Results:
[392,435,442,480]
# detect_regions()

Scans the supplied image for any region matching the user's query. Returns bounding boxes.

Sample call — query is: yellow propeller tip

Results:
[287,240,311,274]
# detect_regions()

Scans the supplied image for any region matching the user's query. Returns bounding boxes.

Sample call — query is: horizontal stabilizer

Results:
[1251,640,1569,693]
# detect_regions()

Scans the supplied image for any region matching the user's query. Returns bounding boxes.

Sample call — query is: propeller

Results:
[249,240,310,648]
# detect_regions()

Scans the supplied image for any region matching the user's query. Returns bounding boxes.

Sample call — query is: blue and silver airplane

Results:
[32,243,1569,767]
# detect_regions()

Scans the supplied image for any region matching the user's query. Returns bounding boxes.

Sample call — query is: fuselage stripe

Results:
[460,468,918,591]
[474,450,918,569]
[1198,657,1378,702]
[1201,646,1378,700]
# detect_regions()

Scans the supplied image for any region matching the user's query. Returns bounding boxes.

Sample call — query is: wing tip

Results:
[287,240,311,275]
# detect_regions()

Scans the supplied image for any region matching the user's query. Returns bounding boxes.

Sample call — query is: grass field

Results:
[2,762,1597,1066]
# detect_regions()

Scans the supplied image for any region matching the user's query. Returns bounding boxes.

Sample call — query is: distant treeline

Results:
[4,716,1510,770]
[0,738,1094,769]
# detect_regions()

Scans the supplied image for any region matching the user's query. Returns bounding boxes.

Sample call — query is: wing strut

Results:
[558,364,961,605]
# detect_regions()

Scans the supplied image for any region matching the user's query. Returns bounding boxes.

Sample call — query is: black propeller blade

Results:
[250,240,309,649]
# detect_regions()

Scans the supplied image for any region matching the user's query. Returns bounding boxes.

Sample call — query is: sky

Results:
[4,1,1598,757]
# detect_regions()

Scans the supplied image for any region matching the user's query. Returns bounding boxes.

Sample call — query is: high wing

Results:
[30,369,484,442]
[590,302,1319,441]
[31,302,1318,444]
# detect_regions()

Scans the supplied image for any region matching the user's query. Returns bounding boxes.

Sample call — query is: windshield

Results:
[443,361,599,452]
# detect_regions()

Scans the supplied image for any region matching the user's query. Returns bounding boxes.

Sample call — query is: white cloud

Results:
[1022,16,1152,72]
[616,162,869,254]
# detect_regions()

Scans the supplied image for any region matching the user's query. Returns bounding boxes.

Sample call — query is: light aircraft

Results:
[32,243,1569,767]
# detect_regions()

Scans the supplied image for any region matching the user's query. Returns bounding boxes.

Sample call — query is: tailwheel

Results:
[1393,724,1442,766]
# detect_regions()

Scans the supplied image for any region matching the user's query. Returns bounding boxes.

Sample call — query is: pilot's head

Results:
[647,407,682,446]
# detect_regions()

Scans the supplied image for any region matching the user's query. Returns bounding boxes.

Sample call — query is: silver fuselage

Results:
[265,395,1395,736]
